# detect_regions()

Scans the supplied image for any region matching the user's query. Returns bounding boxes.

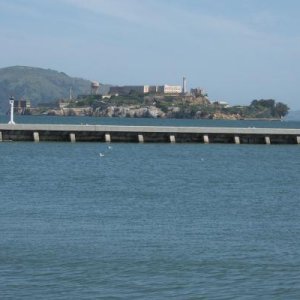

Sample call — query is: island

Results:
[29,92,289,120]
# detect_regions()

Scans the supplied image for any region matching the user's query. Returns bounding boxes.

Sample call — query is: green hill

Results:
[0,66,107,114]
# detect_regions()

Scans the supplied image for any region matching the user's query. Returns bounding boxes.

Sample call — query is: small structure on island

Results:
[91,81,100,95]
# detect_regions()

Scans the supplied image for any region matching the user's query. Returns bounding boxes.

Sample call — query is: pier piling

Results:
[170,135,176,143]
[234,136,240,144]
[203,134,210,144]
[33,132,40,142]
[138,134,144,143]
[70,133,76,143]
[105,133,111,143]
[265,136,271,145]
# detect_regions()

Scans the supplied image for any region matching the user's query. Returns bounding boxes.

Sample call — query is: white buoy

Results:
[8,97,16,125]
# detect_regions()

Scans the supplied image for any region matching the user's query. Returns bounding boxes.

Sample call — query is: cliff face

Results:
[211,112,242,120]
[36,105,166,118]
[94,106,165,118]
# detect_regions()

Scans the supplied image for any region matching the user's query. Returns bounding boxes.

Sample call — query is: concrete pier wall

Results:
[0,124,300,145]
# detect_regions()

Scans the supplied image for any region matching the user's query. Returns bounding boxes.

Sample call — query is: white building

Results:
[109,84,182,95]
[159,85,182,94]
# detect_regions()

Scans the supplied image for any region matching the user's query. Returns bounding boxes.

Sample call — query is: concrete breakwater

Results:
[0,124,300,144]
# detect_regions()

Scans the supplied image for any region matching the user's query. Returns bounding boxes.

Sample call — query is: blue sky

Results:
[1,0,300,109]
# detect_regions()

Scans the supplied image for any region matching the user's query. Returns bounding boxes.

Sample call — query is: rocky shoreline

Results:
[33,105,245,120]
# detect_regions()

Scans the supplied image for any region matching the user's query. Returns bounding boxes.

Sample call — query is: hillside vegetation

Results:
[0,66,107,114]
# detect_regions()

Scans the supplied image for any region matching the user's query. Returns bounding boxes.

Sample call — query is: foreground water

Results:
[1,118,300,299]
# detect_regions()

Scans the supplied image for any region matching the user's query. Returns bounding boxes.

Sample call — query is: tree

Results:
[250,99,275,109]
[250,99,289,118]
[274,102,289,118]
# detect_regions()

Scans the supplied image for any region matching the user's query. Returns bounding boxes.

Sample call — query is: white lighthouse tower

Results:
[8,96,16,125]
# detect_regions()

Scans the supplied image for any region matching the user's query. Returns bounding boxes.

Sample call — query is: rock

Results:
[212,112,242,120]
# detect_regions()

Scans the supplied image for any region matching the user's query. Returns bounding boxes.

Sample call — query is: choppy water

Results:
[1,117,300,299]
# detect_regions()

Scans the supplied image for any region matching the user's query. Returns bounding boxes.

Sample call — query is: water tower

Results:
[91,81,100,95]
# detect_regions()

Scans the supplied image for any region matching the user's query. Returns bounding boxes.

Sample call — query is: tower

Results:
[8,96,16,125]
[182,76,187,94]
[91,81,100,95]
[69,86,73,100]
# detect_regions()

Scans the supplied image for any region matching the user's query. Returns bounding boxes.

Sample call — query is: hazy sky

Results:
[1,0,300,109]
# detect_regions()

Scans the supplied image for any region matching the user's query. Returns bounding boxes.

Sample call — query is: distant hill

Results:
[0,66,108,114]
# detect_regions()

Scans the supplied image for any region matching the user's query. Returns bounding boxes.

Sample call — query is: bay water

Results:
[1,117,300,299]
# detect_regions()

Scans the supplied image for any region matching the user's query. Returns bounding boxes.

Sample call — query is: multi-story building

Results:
[109,84,182,95]
[157,85,182,94]
[14,100,31,114]
[109,85,149,95]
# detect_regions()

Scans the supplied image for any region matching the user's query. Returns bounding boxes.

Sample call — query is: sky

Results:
[0,0,300,109]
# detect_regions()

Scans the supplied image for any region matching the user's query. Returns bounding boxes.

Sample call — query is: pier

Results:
[0,124,300,144]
